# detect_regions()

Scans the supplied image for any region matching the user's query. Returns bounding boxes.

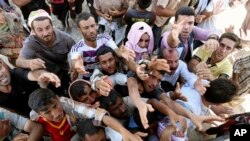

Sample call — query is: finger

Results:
[169,119,177,130]
[135,132,148,137]
[147,104,155,112]
[175,82,181,93]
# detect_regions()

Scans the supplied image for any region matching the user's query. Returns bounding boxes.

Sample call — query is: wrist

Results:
[208,35,219,41]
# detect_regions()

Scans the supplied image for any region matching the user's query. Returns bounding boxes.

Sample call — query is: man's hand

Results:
[96,76,112,96]
[211,105,234,116]
[212,0,224,15]
[13,133,29,141]
[118,44,135,61]
[204,38,219,52]
[195,15,206,23]
[136,64,149,80]
[190,115,224,131]
[197,68,214,81]
[194,77,210,95]
[171,19,186,42]
[108,7,119,17]
[170,82,187,101]
[135,100,155,129]
[148,56,170,72]
[72,55,89,75]
[121,130,144,141]
[167,109,187,132]
[103,13,112,21]
[29,58,46,70]
[38,72,61,88]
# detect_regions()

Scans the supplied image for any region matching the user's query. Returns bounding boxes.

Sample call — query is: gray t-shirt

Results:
[20,29,75,73]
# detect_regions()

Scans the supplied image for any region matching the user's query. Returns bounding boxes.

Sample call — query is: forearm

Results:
[155,7,175,17]
[188,59,199,73]
[25,121,44,141]
[16,57,31,69]
[12,0,31,7]
[147,99,173,116]
[127,77,143,107]
[102,115,130,137]
[167,32,180,48]
[95,9,105,17]
[125,59,138,73]
[160,95,192,118]
[27,69,47,81]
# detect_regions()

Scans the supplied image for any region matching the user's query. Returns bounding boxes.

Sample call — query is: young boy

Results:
[28,88,141,141]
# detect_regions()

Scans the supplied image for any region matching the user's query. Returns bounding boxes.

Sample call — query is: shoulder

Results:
[97,33,112,40]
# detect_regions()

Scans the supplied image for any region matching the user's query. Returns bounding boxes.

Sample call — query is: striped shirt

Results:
[70,33,117,79]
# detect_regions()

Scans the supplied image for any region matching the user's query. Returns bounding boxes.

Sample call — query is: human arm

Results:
[12,0,31,7]
[159,95,223,131]
[27,69,61,88]
[155,5,176,17]
[16,56,46,70]
[102,115,144,141]
[23,120,44,141]
[127,77,154,129]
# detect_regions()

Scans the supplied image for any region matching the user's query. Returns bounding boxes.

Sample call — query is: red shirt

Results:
[38,116,76,141]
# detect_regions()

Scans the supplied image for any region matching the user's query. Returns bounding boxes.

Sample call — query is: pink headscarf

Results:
[125,22,154,60]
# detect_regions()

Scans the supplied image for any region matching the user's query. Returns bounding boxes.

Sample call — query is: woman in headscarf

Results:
[125,22,154,61]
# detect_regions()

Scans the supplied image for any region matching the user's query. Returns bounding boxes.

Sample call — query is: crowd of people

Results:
[0,0,249,141]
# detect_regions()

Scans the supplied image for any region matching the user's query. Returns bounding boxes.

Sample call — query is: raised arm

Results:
[127,77,154,129]
[27,69,61,88]
[16,56,46,70]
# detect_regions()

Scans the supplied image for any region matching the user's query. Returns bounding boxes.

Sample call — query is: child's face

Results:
[38,98,64,122]
[138,33,150,49]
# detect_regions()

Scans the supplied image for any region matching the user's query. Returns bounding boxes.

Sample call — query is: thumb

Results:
[147,104,155,112]
[175,82,181,93]
[151,56,157,62]
[135,132,148,137]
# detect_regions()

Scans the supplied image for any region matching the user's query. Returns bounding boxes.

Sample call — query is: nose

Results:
[87,95,95,104]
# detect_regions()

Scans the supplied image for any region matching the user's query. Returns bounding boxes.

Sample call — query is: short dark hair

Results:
[69,80,90,100]
[175,6,195,22]
[77,12,95,28]
[99,89,121,110]
[219,32,240,49]
[138,0,152,9]
[204,78,237,104]
[31,16,52,29]
[96,46,116,62]
[28,88,57,113]
[76,119,103,138]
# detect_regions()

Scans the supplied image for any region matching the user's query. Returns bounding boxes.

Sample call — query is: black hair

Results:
[76,12,95,28]
[96,45,116,62]
[76,119,104,138]
[28,88,57,113]
[99,89,121,110]
[31,16,52,29]
[69,80,90,100]
[219,32,241,49]
[138,0,152,9]
[204,78,237,104]
[175,6,195,22]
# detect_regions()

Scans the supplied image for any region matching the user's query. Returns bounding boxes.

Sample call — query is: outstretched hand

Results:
[38,72,61,88]
[191,115,224,131]
[148,56,170,72]
[118,44,136,61]
[72,55,89,75]
[136,64,149,80]
[171,82,187,102]
[136,100,155,129]
[96,76,112,96]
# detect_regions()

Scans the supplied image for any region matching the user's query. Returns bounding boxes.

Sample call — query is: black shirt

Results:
[0,68,39,116]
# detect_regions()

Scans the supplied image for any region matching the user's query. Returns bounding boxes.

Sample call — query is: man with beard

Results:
[160,6,219,62]
[188,32,240,81]
[69,12,135,81]
[161,48,207,95]
[16,9,75,96]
